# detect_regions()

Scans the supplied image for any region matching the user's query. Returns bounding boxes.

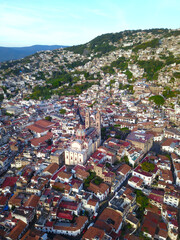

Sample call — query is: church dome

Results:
[76,127,86,137]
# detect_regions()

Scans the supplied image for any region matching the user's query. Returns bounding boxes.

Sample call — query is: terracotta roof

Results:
[59,201,79,210]
[83,226,105,240]
[24,195,40,208]
[162,138,176,146]
[30,132,53,147]
[171,153,179,160]
[51,165,67,181]
[53,216,87,231]
[87,198,98,206]
[174,162,180,171]
[58,171,72,180]
[21,229,43,240]
[52,182,65,190]
[43,163,59,175]
[35,119,54,128]
[124,234,141,240]
[57,210,73,220]
[126,213,139,225]
[158,229,168,239]
[6,220,27,240]
[0,195,8,206]
[9,193,22,207]
[27,124,47,133]
[53,235,68,240]
[88,182,109,195]
[117,164,131,175]
[146,204,161,215]
[76,168,90,179]
[96,207,123,232]
[128,176,143,187]
[1,177,18,188]
[142,218,157,237]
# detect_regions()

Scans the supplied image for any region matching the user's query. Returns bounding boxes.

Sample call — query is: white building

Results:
[65,110,101,165]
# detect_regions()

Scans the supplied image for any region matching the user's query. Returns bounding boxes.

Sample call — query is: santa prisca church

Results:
[65,110,101,165]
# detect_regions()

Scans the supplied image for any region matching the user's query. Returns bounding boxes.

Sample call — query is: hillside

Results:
[0,28,179,107]
[66,28,170,55]
[0,45,68,62]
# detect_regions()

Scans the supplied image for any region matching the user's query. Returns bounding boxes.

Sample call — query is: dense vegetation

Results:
[45,116,52,121]
[93,176,103,185]
[66,28,169,55]
[149,95,165,106]
[66,59,89,69]
[133,38,160,52]
[56,81,95,96]
[46,72,73,88]
[137,60,164,80]
[29,68,96,99]
[173,72,180,78]
[163,88,176,99]
[135,190,149,221]
[101,57,129,75]
[160,53,180,65]
[84,171,96,188]
[111,56,129,71]
[1,28,179,104]
[0,94,4,102]
[141,162,155,172]
[136,190,149,210]
[59,109,66,114]
[30,85,52,100]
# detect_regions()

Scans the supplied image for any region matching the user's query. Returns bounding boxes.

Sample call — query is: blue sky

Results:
[0,0,180,47]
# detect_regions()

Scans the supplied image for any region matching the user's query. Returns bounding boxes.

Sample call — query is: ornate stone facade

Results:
[65,110,101,165]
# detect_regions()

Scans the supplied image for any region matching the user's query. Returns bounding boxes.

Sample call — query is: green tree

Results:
[141,162,155,172]
[138,60,164,80]
[121,155,129,164]
[163,88,176,99]
[0,94,4,102]
[133,38,160,52]
[45,116,52,121]
[149,95,165,106]
[125,70,133,79]
[173,72,180,78]
[59,109,66,114]
[111,56,128,71]
[136,190,149,210]
[93,176,103,185]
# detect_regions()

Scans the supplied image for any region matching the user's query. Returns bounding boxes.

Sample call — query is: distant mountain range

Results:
[0,45,68,62]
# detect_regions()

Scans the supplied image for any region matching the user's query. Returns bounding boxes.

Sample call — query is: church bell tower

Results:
[85,110,90,129]
[96,111,101,136]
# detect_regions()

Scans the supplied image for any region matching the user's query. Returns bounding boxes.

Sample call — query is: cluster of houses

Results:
[0,29,179,240]
[0,95,179,239]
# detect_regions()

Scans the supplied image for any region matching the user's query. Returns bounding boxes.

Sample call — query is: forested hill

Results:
[66,28,175,55]
[0,28,179,102]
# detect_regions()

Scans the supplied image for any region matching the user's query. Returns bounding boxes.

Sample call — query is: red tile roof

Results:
[1,177,18,188]
[149,194,164,203]
[57,210,73,220]
[59,201,79,210]
[30,132,53,147]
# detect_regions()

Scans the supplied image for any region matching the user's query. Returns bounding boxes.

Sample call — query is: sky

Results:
[0,0,180,47]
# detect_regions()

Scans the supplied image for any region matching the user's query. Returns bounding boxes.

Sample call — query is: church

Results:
[65,110,101,165]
